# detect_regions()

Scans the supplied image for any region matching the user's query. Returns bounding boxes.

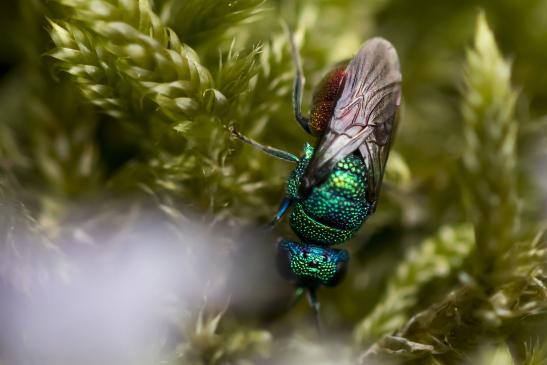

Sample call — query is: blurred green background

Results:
[0,0,546,364]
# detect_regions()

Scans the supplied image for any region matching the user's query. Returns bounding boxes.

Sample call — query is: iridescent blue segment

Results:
[286,144,373,245]
[276,240,349,287]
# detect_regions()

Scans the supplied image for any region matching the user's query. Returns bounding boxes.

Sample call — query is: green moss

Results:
[0,1,546,365]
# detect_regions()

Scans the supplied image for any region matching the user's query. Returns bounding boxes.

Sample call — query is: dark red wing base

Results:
[309,64,347,136]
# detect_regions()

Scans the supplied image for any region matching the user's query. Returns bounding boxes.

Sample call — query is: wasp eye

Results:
[276,242,294,281]
[325,256,349,287]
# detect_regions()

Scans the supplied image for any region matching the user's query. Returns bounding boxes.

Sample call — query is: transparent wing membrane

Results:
[300,38,402,205]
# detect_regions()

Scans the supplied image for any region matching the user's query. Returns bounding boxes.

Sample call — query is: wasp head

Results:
[276,240,349,287]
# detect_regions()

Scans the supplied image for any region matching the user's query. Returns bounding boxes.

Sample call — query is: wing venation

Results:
[300,37,402,208]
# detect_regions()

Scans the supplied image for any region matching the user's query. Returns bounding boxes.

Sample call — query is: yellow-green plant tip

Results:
[354,224,475,346]
[461,11,519,261]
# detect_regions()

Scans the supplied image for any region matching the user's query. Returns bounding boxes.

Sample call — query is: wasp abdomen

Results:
[290,204,356,245]
[287,145,372,246]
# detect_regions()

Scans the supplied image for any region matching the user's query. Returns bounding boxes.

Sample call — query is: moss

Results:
[0,1,546,365]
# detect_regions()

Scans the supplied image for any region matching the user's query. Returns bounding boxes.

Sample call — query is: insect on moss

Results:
[231,31,401,333]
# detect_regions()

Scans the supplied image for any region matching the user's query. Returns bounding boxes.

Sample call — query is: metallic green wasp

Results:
[231,34,401,331]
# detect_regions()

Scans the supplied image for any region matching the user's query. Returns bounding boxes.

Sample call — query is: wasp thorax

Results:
[276,240,349,287]
[309,64,347,136]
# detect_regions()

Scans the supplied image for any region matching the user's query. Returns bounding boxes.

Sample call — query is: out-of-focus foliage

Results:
[524,339,547,365]
[0,177,70,293]
[461,12,518,263]
[1,0,547,364]
[164,311,271,365]
[354,224,475,346]
[358,14,547,365]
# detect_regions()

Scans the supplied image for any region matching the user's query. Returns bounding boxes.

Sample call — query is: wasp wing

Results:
[300,37,401,209]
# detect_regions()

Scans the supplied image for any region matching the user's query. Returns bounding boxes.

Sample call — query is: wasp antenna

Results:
[306,287,323,336]
[228,125,299,163]
[282,24,311,135]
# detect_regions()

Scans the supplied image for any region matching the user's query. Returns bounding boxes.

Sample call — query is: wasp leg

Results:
[229,125,299,163]
[265,197,293,229]
[285,26,311,135]
[307,287,323,336]
[287,287,305,310]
